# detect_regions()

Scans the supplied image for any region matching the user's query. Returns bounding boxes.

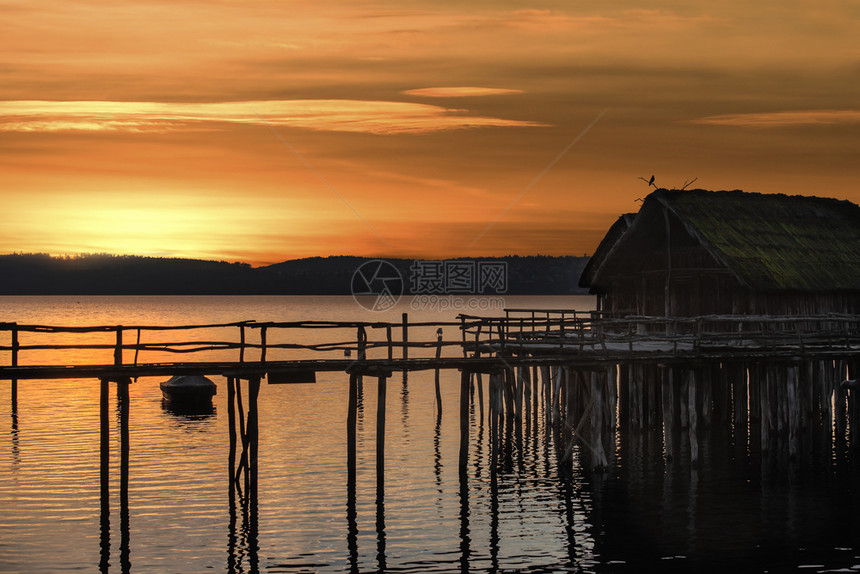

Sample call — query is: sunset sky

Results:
[2,1,858,266]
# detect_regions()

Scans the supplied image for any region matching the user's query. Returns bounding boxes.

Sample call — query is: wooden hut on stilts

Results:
[576,188,860,464]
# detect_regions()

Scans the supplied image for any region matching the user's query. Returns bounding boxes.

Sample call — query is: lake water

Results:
[1,295,859,573]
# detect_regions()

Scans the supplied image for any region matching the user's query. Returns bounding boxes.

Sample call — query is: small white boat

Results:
[160,375,217,403]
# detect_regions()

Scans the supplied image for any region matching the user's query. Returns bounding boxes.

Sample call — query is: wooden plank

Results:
[267,370,316,384]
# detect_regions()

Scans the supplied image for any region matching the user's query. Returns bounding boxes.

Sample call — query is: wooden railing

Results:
[1,311,859,371]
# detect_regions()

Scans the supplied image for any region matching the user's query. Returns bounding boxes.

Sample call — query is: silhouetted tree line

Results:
[0,253,590,295]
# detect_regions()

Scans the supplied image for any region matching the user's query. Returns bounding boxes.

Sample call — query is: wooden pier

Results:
[2,310,858,469]
[2,309,859,571]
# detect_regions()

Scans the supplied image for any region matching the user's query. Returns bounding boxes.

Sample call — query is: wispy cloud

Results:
[0,100,546,135]
[691,109,860,127]
[402,87,524,98]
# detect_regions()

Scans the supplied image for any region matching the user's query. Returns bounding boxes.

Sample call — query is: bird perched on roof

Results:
[637,175,657,188]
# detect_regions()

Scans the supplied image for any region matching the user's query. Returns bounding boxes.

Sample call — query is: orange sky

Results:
[2,1,859,266]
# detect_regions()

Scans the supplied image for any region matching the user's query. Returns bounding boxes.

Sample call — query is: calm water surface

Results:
[1,296,859,573]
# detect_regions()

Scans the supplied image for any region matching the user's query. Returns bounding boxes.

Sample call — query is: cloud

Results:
[0,99,546,135]
[690,109,860,127]
[402,87,524,98]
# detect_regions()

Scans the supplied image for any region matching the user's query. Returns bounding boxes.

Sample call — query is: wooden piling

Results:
[732,363,747,429]
[347,370,358,562]
[687,369,699,464]
[700,366,712,428]
[590,370,608,471]
[748,364,761,423]
[848,362,859,444]
[10,324,18,404]
[459,369,470,473]
[99,377,110,573]
[820,360,834,443]
[434,329,443,416]
[401,313,409,361]
[114,327,123,366]
[788,365,799,457]
[662,366,675,460]
[760,365,771,452]
[647,366,659,429]
[607,364,618,432]
[248,377,260,503]
[619,363,630,426]
[117,377,131,573]
[228,377,237,490]
[632,364,644,431]
[377,374,387,488]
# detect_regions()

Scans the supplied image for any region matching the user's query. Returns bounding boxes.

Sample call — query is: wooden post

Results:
[458,370,471,571]
[459,369,470,474]
[748,364,761,422]
[647,366,659,429]
[516,366,526,424]
[99,378,110,573]
[820,360,833,444]
[434,328,443,415]
[803,360,815,430]
[788,365,799,458]
[248,377,260,502]
[540,366,551,427]
[117,377,131,572]
[591,370,608,470]
[776,365,787,436]
[761,365,771,452]
[848,362,859,445]
[688,370,699,464]
[228,378,237,488]
[522,365,532,432]
[11,324,18,404]
[130,328,139,369]
[114,327,123,366]
[700,366,712,428]
[733,363,747,429]
[346,372,359,569]
[386,325,393,361]
[476,372,484,422]
[662,366,675,460]
[607,364,618,432]
[401,313,409,361]
[377,374,387,489]
[247,376,260,570]
[260,327,268,363]
[239,326,246,363]
[619,363,629,428]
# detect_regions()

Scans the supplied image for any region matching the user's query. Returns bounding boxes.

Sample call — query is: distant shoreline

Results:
[0,253,590,296]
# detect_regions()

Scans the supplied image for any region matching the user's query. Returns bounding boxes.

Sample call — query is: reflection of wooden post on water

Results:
[227,375,260,572]
[97,376,131,574]
[375,372,388,572]
[117,377,131,573]
[346,372,359,570]
[99,378,110,573]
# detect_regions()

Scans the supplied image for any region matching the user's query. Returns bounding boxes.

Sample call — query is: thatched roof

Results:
[579,213,635,288]
[581,188,860,292]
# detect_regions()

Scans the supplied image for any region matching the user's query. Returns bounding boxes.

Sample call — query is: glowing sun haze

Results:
[2,0,858,266]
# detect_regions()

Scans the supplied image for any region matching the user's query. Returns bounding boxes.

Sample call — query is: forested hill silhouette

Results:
[0,253,589,295]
